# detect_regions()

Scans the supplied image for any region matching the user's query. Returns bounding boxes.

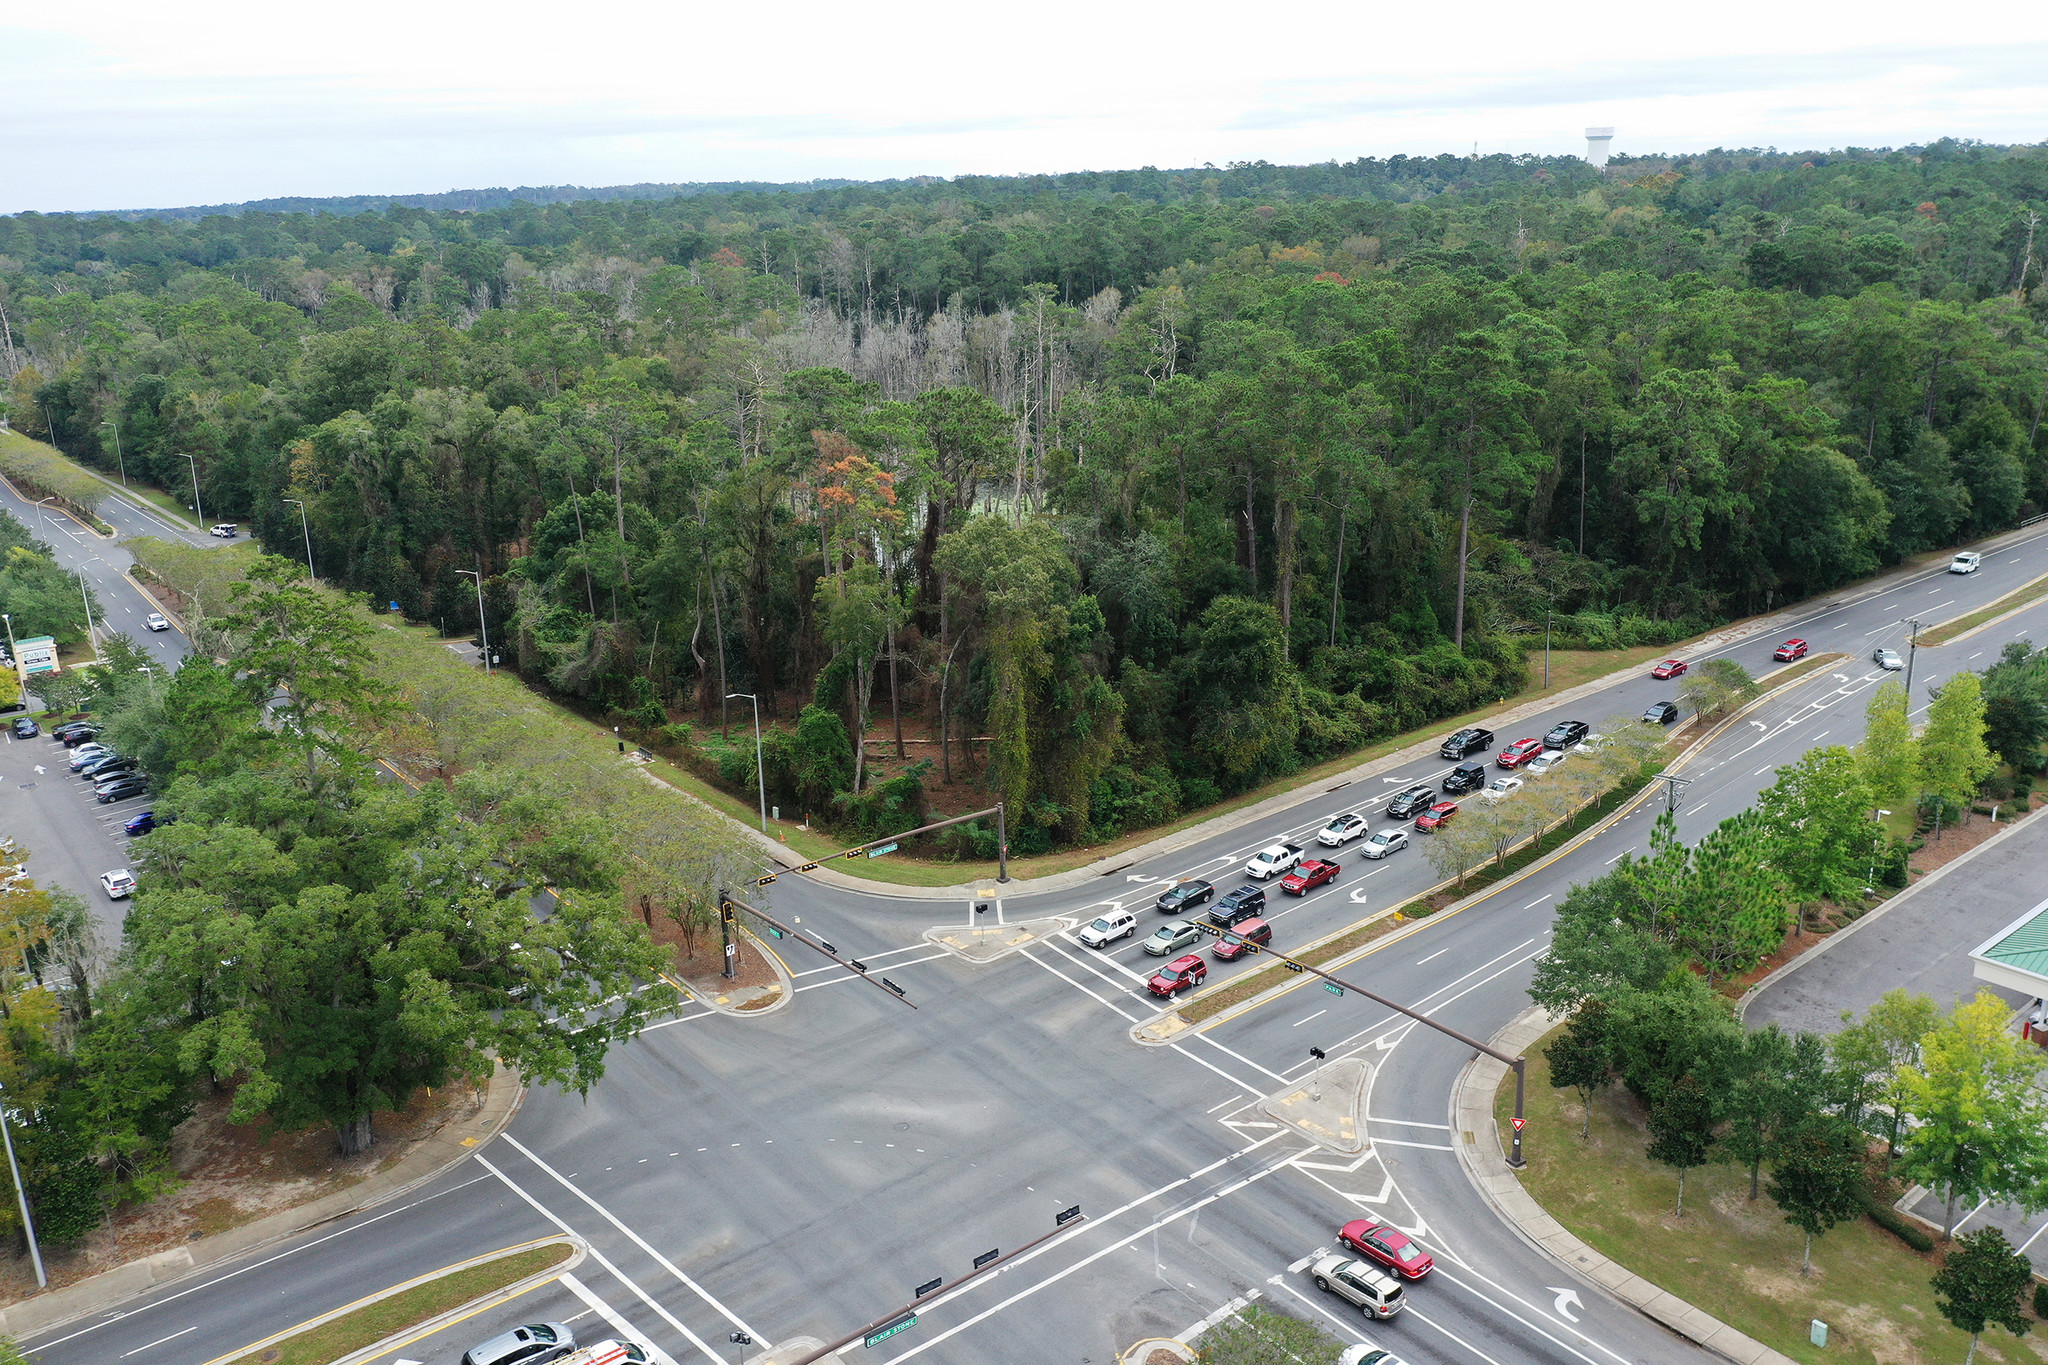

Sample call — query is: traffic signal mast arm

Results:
[718,891,918,1010]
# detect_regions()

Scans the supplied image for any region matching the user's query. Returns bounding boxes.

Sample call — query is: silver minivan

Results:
[1310,1253,1405,1319]
[1076,908,1137,948]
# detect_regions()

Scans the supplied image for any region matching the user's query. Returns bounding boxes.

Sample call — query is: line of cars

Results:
[1307,1215,1438,1337]
[459,1321,652,1365]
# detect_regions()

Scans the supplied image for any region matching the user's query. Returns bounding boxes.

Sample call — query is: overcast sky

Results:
[5,1,2045,215]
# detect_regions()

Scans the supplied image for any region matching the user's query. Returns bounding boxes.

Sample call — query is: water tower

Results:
[1584,127,1615,167]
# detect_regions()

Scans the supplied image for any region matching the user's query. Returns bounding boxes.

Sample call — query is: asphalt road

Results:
[23,525,2048,1365]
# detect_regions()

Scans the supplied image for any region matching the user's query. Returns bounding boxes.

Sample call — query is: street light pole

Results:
[33,496,52,538]
[76,567,98,663]
[726,692,768,833]
[1901,617,1923,712]
[0,1080,46,1289]
[455,568,490,673]
[179,453,203,529]
[100,419,127,486]
[282,498,315,581]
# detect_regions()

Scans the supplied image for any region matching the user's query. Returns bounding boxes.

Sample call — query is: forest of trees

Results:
[3,139,2046,850]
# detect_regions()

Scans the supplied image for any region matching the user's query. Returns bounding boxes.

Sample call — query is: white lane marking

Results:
[118,1325,199,1357]
[1372,1118,1452,1129]
[1523,894,1551,909]
[500,1135,767,1344]
[1604,850,1630,864]
[474,1154,725,1364]
[561,1272,682,1365]
[1415,949,1448,965]
[1368,1137,1456,1151]
[1291,1010,1327,1028]
[1755,765,1774,775]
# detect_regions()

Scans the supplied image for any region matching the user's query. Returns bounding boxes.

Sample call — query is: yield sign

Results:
[1511,1116,1526,1132]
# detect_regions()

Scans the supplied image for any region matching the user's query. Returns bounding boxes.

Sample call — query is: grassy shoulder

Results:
[217,1240,574,1365]
[1498,1044,1977,1365]
[1918,571,2048,647]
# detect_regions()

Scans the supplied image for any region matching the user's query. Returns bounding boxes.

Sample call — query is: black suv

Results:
[1543,720,1589,750]
[1643,700,1679,725]
[1439,727,1495,760]
[1208,885,1267,928]
[1386,785,1436,819]
[1442,760,1489,794]
[1157,879,1215,914]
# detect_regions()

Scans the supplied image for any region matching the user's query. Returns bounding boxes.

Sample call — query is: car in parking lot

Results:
[80,754,137,780]
[1643,700,1679,724]
[1524,749,1567,777]
[1359,828,1408,859]
[1951,551,1981,574]
[1155,879,1214,914]
[1316,812,1367,847]
[1874,647,1904,670]
[99,869,137,899]
[1773,638,1809,661]
[124,810,159,836]
[1385,785,1435,820]
[50,720,96,741]
[1481,776,1523,801]
[1309,1253,1405,1320]
[1338,1218,1435,1279]
[95,775,149,803]
[67,744,112,770]
[1414,801,1458,831]
[1543,720,1588,750]
[1146,954,1207,997]
[1213,918,1271,961]
[1279,858,1340,893]
[145,612,170,632]
[1438,726,1494,760]
[9,717,36,739]
[460,1322,576,1365]
[1144,919,1203,956]
[1207,886,1266,926]
[1651,658,1689,679]
[1496,737,1544,768]
[1441,760,1488,794]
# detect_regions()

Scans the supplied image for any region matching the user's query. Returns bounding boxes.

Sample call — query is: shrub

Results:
[657,722,693,749]
[1875,837,1911,889]
[833,761,930,842]
[1865,1200,1936,1252]
[2033,1282,2048,1320]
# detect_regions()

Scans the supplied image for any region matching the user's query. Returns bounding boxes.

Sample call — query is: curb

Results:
[673,927,796,1017]
[1451,1008,1801,1365]
[1738,805,2043,1023]
[123,569,185,633]
[0,468,115,542]
[1914,568,2048,650]
[5,1059,527,1343]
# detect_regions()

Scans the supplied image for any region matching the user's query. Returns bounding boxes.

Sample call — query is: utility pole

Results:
[456,568,490,673]
[179,453,203,529]
[0,1080,45,1288]
[727,692,767,833]
[76,568,98,663]
[1650,772,1693,815]
[283,498,315,581]
[100,419,127,486]
[1901,618,1923,711]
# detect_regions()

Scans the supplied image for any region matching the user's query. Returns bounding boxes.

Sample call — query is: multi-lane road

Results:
[20,521,2048,1365]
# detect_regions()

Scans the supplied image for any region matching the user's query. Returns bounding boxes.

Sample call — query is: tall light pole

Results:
[138,665,157,700]
[76,567,98,663]
[179,453,203,529]
[283,498,315,581]
[455,568,490,674]
[1901,618,1924,712]
[0,1080,46,1289]
[727,692,768,832]
[99,419,127,486]
[32,496,52,538]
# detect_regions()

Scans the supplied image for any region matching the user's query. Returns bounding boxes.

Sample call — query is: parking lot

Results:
[0,724,152,941]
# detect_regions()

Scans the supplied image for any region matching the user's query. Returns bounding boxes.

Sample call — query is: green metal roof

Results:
[1977,903,2048,979]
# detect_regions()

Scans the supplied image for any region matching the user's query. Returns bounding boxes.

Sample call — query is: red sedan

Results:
[1496,737,1545,769]
[1280,859,1340,895]
[1651,658,1689,679]
[1338,1218,1434,1280]
[1147,954,1208,997]
[1414,801,1458,831]
[1773,638,1809,661]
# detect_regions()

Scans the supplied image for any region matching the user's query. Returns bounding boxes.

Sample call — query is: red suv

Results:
[1773,638,1808,661]
[1415,801,1458,831]
[1496,738,1544,769]
[1147,955,1208,997]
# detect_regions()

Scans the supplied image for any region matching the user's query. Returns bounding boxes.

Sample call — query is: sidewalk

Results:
[0,1060,526,1341]
[1453,1008,1800,1365]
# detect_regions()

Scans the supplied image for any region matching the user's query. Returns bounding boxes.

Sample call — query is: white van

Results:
[1076,908,1137,948]
[1951,552,1981,574]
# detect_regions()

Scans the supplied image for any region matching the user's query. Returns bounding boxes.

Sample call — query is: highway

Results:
[20,521,2048,1365]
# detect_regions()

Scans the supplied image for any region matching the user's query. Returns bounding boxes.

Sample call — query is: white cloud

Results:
[5,1,2046,212]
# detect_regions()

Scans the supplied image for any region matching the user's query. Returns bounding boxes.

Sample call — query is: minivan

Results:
[1207,885,1266,927]
[1076,908,1137,948]
[1439,727,1494,760]
[1213,918,1271,961]
[1950,551,1981,574]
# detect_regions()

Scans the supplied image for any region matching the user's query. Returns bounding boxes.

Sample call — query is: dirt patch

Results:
[0,1082,472,1303]
[639,909,781,995]
[1146,1350,1185,1365]
[1911,805,2030,874]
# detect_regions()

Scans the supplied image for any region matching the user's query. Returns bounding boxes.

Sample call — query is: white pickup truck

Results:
[1245,842,1305,880]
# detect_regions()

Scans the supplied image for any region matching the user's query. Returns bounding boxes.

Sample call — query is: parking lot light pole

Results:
[283,498,315,581]
[0,1080,46,1288]
[178,453,203,529]
[100,419,127,486]
[455,568,490,673]
[726,692,768,833]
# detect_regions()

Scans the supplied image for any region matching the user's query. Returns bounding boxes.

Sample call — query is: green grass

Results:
[1500,1044,1984,1365]
[219,1241,572,1365]
[1918,570,2048,646]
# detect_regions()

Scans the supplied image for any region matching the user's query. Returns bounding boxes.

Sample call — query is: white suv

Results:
[209,523,238,538]
[1950,552,1981,574]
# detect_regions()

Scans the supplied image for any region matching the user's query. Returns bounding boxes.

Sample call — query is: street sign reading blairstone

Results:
[864,1312,917,1348]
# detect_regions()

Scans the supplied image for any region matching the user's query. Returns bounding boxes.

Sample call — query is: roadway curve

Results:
[25,527,2048,1365]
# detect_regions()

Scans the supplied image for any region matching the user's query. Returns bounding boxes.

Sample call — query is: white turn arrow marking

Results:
[1381,775,1411,783]
[1125,875,1157,884]
[1548,1287,1583,1322]
[1833,673,1848,682]
[1348,888,1371,904]
[31,765,43,775]
[1749,721,1766,732]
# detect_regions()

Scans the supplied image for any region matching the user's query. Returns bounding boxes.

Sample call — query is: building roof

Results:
[1971,896,2048,997]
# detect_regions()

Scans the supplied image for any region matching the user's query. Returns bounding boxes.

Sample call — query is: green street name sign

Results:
[865,1312,917,1348]
[1325,983,1343,996]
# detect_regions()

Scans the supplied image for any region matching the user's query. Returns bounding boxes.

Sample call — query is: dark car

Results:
[1338,1218,1436,1280]
[460,1323,576,1365]
[61,727,102,748]
[1438,727,1494,760]
[1207,885,1267,928]
[1386,785,1435,820]
[1643,700,1680,725]
[123,811,158,837]
[1156,879,1215,914]
[1213,918,1272,961]
[80,755,137,780]
[94,775,149,803]
[1543,720,1588,750]
[10,717,37,739]
[1442,760,1488,794]
[50,720,96,741]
